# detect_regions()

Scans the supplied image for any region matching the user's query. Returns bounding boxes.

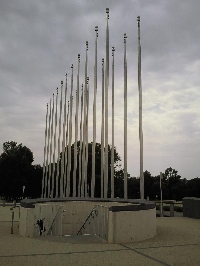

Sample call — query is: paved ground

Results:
[0,206,200,266]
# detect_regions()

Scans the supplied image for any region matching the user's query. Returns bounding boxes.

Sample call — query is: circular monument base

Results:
[19,198,156,243]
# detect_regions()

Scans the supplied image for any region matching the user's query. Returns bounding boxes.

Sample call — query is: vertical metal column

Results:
[85,76,89,196]
[67,65,74,197]
[42,103,48,198]
[79,84,83,197]
[65,101,70,196]
[101,58,105,199]
[92,26,98,198]
[56,81,63,197]
[82,79,86,197]
[50,93,55,197]
[160,172,163,217]
[53,89,58,197]
[111,47,115,199]
[61,74,68,197]
[124,33,128,199]
[104,8,109,198]
[46,99,51,198]
[137,16,144,200]
[82,42,88,197]
[73,54,80,197]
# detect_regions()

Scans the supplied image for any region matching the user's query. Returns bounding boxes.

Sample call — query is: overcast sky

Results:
[0,0,199,179]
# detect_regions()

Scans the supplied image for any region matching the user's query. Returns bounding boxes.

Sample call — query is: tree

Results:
[0,141,34,200]
[25,164,43,198]
[55,141,122,197]
[143,170,155,199]
[186,177,200,198]
[146,175,160,200]
[128,177,140,199]
[164,167,183,200]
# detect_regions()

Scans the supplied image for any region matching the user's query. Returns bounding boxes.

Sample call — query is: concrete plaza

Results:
[0,206,200,266]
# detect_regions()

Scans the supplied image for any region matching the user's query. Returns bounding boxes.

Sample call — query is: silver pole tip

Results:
[106,8,109,19]
[137,16,140,26]
[112,46,115,56]
[124,33,127,43]
[95,26,98,37]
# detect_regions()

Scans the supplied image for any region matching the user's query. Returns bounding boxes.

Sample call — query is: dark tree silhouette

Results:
[0,141,42,200]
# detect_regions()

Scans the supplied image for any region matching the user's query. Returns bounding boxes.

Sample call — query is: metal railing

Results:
[46,205,63,235]
[77,204,109,241]
[0,201,20,234]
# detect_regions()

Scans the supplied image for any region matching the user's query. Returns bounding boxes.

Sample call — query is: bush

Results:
[174,206,183,212]
[163,206,170,211]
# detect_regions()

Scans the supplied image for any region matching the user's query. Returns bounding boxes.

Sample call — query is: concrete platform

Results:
[0,206,200,266]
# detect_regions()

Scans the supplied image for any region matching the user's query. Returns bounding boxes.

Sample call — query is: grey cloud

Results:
[0,0,199,178]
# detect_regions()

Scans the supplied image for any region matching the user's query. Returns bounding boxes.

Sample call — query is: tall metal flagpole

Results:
[77,55,80,195]
[53,89,58,197]
[104,8,109,198]
[79,84,84,197]
[73,90,78,197]
[85,76,89,196]
[67,64,74,197]
[101,58,105,199]
[48,97,54,197]
[82,81,86,197]
[82,41,88,197]
[65,101,70,196]
[56,81,63,197]
[50,93,55,197]
[111,46,115,199]
[92,26,98,198]
[45,99,51,198]
[42,103,48,198]
[73,54,80,197]
[61,74,68,197]
[137,16,144,200]
[124,33,128,199]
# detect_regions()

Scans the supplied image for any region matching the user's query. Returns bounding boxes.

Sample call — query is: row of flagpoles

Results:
[41,8,144,200]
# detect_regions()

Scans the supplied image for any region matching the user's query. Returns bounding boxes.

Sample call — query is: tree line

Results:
[0,141,199,201]
[0,141,42,200]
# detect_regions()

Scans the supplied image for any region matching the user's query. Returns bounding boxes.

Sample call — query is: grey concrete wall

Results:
[108,208,156,243]
[19,199,156,243]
